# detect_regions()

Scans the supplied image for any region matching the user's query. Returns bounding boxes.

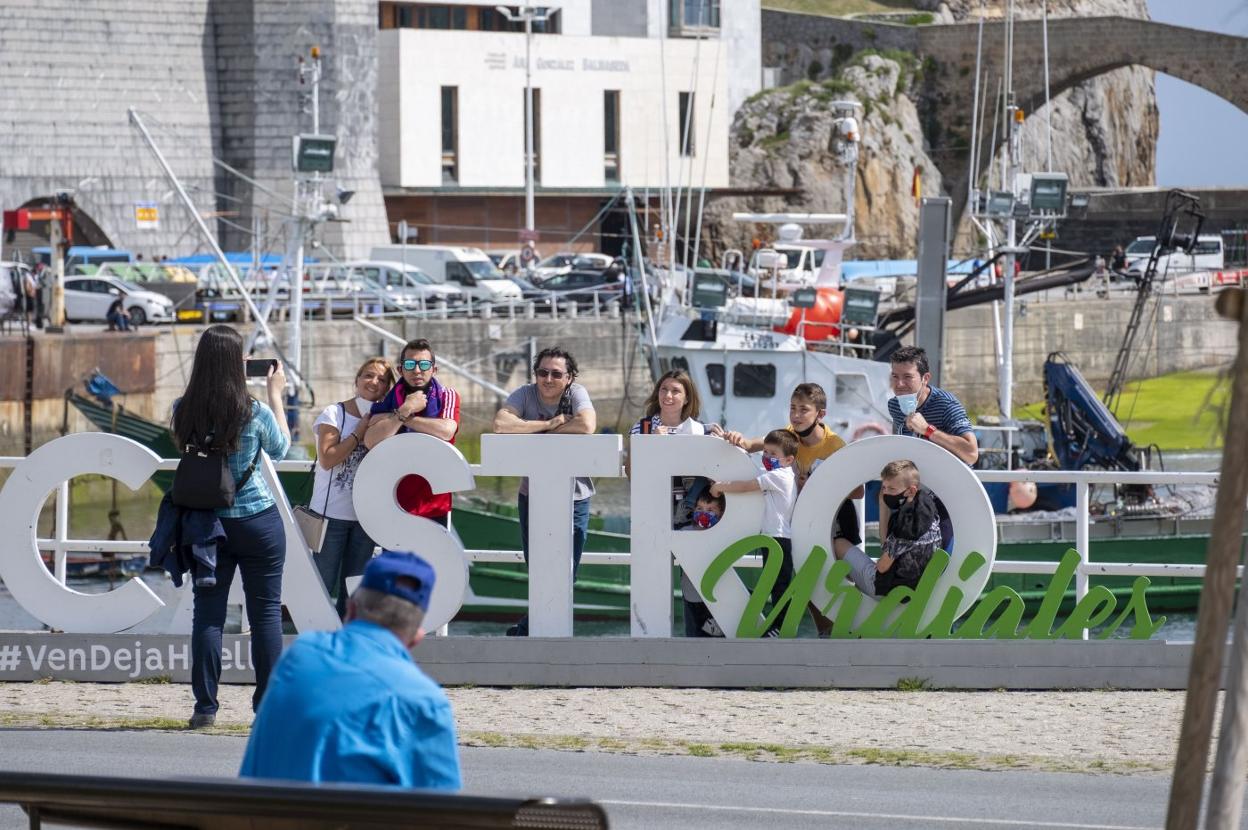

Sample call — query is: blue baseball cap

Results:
[361,551,436,612]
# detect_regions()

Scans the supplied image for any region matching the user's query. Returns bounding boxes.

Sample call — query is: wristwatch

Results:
[923,424,937,439]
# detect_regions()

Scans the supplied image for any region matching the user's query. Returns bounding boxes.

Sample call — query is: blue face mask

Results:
[692,510,719,529]
[762,455,783,471]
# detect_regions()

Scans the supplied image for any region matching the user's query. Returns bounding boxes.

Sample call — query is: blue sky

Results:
[1147,0,1248,186]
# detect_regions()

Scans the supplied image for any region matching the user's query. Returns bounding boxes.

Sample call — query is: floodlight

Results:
[293,134,336,174]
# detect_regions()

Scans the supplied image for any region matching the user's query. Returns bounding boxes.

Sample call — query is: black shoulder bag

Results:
[172,431,262,510]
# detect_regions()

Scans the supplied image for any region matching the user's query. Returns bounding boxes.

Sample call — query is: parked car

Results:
[343,261,465,307]
[534,269,625,309]
[369,245,523,303]
[63,276,174,325]
[533,252,613,283]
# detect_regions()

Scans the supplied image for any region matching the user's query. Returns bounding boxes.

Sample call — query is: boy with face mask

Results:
[711,430,799,636]
[679,490,726,638]
[837,460,942,598]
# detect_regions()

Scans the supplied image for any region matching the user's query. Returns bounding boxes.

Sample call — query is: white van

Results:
[369,245,523,303]
[1124,235,1225,279]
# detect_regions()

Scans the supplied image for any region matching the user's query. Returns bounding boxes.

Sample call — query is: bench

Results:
[0,771,608,830]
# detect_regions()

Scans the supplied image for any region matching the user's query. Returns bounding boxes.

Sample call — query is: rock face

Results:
[704,54,940,259]
[712,1,1157,259]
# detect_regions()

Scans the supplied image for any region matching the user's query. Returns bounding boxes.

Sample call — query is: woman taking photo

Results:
[310,356,393,617]
[172,325,290,729]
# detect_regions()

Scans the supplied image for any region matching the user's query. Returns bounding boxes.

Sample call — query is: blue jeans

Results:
[315,517,376,618]
[517,493,590,577]
[191,505,285,716]
[511,493,590,634]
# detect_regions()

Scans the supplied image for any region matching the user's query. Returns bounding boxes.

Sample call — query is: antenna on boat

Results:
[965,0,1069,419]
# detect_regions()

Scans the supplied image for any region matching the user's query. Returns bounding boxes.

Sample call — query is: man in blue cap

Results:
[239,551,461,790]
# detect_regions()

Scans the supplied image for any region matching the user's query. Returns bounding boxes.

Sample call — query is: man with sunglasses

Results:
[493,346,596,636]
[365,338,461,526]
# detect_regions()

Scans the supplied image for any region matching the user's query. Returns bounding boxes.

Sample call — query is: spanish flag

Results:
[912,167,922,203]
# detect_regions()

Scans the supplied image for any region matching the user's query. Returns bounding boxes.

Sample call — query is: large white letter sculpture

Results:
[629,434,763,637]
[352,432,474,632]
[0,433,164,632]
[478,434,622,637]
[792,435,997,629]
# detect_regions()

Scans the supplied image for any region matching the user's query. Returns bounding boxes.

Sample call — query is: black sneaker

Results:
[188,712,215,729]
[505,617,529,637]
[763,627,782,638]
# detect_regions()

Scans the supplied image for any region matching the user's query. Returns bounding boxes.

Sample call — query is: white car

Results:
[63,276,174,325]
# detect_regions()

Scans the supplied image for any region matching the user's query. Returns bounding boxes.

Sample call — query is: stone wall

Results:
[0,0,221,259]
[0,0,389,264]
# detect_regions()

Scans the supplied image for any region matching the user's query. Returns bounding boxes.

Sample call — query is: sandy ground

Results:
[0,683,1200,775]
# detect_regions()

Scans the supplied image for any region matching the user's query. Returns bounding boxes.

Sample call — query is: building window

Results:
[678,92,695,157]
[379,3,561,33]
[604,90,621,183]
[441,86,458,184]
[524,88,541,185]
[670,0,720,34]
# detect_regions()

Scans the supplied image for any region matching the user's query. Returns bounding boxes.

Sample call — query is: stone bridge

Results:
[761,10,1248,219]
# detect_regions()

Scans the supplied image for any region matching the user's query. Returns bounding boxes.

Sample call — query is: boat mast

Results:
[1000,0,1019,419]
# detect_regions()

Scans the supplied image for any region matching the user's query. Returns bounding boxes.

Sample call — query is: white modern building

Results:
[377,1,761,255]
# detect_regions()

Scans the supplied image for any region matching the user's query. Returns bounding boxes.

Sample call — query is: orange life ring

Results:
[852,422,888,442]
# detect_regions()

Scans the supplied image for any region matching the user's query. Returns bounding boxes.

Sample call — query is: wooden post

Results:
[1167,287,1248,829]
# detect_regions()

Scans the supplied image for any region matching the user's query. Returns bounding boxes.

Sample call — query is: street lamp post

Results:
[496,5,558,237]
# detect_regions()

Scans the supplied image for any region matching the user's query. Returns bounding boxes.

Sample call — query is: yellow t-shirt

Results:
[786,424,846,490]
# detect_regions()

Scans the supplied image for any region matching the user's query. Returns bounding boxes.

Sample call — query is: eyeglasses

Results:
[536,368,566,380]
[402,359,434,372]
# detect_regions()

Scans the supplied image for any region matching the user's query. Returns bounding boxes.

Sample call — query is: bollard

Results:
[481,302,493,320]
[566,301,578,320]
[525,301,535,320]
[437,300,448,320]
[607,300,619,320]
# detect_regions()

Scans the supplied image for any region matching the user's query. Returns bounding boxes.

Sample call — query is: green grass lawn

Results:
[1015,370,1228,451]
[762,0,919,17]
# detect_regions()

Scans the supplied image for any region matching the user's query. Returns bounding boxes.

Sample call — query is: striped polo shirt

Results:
[888,386,973,440]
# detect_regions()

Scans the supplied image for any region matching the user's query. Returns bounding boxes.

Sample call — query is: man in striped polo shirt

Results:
[883,346,978,552]
[886,346,978,465]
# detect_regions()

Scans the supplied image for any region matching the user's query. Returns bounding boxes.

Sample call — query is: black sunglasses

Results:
[402,358,434,372]
[536,368,566,380]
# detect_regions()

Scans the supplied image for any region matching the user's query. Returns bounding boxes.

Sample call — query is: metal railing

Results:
[0,456,1223,639]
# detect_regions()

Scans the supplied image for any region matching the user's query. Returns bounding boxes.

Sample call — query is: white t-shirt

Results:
[310,403,368,521]
[757,465,796,538]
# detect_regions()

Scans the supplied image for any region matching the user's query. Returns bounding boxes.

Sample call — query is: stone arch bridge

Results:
[761,11,1248,219]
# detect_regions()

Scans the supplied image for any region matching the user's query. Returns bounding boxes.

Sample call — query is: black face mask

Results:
[795,422,819,439]
[882,492,907,510]
[401,378,429,395]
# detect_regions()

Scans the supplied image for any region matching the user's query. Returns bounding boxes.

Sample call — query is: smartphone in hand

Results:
[245,358,278,378]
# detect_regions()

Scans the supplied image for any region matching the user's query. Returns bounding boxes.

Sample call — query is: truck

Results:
[368,245,522,303]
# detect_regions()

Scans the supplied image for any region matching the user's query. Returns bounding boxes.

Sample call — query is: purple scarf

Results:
[372,377,444,423]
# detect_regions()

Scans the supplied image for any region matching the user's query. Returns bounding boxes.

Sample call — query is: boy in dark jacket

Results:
[837,460,942,597]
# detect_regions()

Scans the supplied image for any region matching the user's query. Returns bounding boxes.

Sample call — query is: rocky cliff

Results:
[709,1,1157,259]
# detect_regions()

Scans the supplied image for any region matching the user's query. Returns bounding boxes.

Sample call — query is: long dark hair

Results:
[172,325,252,451]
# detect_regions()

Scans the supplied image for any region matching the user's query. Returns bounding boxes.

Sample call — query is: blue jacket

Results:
[240,621,461,790]
[148,492,226,587]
